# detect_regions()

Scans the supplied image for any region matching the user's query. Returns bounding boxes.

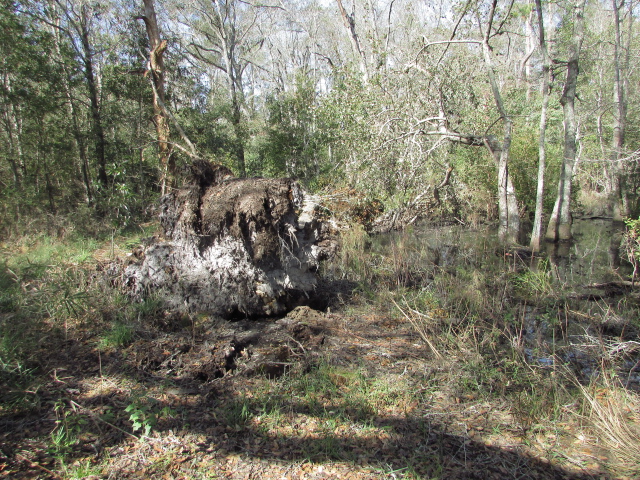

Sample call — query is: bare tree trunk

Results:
[36,120,56,214]
[79,5,108,189]
[484,134,519,243]
[1,76,23,189]
[431,124,519,242]
[336,0,369,82]
[140,0,173,194]
[530,0,551,251]
[480,1,520,243]
[51,14,93,205]
[364,0,386,71]
[546,0,585,242]
[231,101,246,177]
[228,62,246,177]
[66,79,93,205]
[519,2,536,100]
[213,0,246,176]
[611,0,629,221]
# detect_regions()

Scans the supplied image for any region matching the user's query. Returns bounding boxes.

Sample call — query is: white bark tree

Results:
[530,0,552,251]
[182,0,268,177]
[610,0,632,221]
[420,0,521,242]
[546,0,586,242]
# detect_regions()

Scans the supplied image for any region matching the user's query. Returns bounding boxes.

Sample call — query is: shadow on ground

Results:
[0,305,608,480]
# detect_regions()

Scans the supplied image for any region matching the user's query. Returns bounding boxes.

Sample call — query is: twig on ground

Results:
[392,298,443,359]
[15,453,63,479]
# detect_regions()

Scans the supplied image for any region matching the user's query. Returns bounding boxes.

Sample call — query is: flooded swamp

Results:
[348,218,640,391]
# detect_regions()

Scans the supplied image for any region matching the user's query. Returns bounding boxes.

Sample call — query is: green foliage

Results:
[0,1,62,111]
[510,125,559,216]
[99,322,135,349]
[63,459,103,480]
[624,217,640,279]
[48,399,87,458]
[513,259,554,298]
[125,395,176,437]
[625,216,640,238]
[125,400,154,436]
[178,104,239,167]
[219,395,253,429]
[318,71,400,197]
[255,75,328,183]
[450,144,496,217]
[0,326,34,391]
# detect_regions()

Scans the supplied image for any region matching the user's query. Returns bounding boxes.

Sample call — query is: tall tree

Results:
[421,0,522,242]
[184,0,263,177]
[138,0,173,194]
[49,0,109,188]
[336,0,369,82]
[0,0,30,189]
[479,0,520,243]
[546,0,586,242]
[49,3,93,205]
[610,0,631,220]
[0,0,60,192]
[530,0,552,251]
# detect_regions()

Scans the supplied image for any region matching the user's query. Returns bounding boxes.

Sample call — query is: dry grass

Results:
[579,377,640,477]
[392,298,443,359]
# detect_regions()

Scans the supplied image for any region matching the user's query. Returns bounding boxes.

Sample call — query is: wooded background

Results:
[1,0,638,244]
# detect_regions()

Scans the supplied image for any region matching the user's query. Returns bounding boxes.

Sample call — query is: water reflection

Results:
[370,219,631,288]
[368,218,639,388]
[545,219,629,285]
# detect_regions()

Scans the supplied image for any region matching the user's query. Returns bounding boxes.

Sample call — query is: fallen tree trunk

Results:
[125,161,337,318]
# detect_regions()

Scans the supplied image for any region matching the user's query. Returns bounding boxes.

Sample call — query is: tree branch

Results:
[434,0,474,67]
[146,72,200,159]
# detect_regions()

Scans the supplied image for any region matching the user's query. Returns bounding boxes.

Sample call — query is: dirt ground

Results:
[1,295,620,480]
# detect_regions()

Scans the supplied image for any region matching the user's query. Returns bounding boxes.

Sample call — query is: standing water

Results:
[371,218,630,287]
[367,218,639,389]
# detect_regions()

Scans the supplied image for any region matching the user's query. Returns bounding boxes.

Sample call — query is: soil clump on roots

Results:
[124,161,337,318]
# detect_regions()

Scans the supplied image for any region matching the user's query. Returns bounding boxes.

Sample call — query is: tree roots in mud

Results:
[124,161,337,318]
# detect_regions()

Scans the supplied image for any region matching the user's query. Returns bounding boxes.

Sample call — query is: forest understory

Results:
[3,0,640,477]
[1,209,640,480]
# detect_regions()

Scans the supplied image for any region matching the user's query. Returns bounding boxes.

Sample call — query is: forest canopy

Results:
[1,0,639,241]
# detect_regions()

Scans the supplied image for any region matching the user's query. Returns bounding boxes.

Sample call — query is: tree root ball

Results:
[124,161,336,318]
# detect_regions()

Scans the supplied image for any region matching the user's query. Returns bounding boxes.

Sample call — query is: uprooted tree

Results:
[124,160,337,318]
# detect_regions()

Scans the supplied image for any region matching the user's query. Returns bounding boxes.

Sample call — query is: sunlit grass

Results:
[576,373,640,477]
[513,258,554,298]
[98,322,136,349]
[0,227,160,414]
[1,216,639,478]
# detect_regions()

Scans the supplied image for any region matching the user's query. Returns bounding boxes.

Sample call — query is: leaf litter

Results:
[0,304,627,479]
